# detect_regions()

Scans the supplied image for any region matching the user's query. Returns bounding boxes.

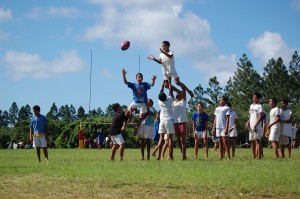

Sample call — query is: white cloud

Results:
[83,0,236,86]
[0,6,13,22]
[26,6,80,19]
[248,31,296,65]
[2,50,86,80]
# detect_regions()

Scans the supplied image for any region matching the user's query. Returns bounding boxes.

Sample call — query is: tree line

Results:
[0,52,299,148]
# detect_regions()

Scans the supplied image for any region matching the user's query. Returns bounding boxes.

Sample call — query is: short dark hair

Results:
[136,73,143,78]
[112,103,120,112]
[148,99,153,106]
[158,91,167,102]
[254,92,262,99]
[162,41,170,46]
[281,99,289,104]
[226,102,232,108]
[198,103,204,107]
[33,105,40,112]
[221,96,228,102]
[270,97,277,104]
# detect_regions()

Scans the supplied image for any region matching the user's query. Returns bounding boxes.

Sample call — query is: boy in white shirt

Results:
[246,92,263,159]
[279,99,293,158]
[156,80,175,160]
[266,98,281,158]
[227,102,238,158]
[212,96,230,160]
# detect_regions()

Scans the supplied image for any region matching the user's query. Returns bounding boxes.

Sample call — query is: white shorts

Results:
[249,128,262,141]
[164,72,179,80]
[110,134,125,145]
[195,131,207,139]
[269,128,280,142]
[229,128,237,137]
[164,133,175,140]
[33,136,47,148]
[137,125,153,139]
[128,102,147,114]
[279,135,289,145]
[216,128,228,137]
[159,120,175,135]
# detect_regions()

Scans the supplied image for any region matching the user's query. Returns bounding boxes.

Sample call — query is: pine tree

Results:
[205,76,223,106]
[46,103,59,120]
[9,102,19,126]
[18,106,31,121]
[188,83,207,112]
[288,51,300,104]
[77,106,86,119]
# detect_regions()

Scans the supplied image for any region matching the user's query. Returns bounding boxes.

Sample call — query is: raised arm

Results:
[160,48,173,59]
[147,54,162,64]
[151,75,156,87]
[122,69,128,85]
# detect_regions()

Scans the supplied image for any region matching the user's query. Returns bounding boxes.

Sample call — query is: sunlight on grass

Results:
[0,148,299,198]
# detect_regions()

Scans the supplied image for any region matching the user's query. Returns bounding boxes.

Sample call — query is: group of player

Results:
[107,40,298,161]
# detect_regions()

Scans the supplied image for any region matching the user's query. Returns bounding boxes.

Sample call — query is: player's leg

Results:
[146,138,151,160]
[168,134,174,160]
[194,135,200,159]
[110,144,118,160]
[223,136,230,159]
[119,143,125,161]
[36,147,41,162]
[204,136,208,160]
[157,133,165,160]
[140,138,145,160]
[173,77,194,98]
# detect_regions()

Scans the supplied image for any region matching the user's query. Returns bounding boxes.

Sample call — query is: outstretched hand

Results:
[152,75,156,80]
[147,55,154,60]
[122,69,127,76]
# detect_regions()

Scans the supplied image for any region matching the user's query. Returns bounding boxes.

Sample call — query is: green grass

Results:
[0,148,300,198]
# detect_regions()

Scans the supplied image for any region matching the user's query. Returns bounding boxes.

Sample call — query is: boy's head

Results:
[136,73,143,83]
[32,105,40,116]
[147,99,154,107]
[219,96,228,106]
[158,91,167,102]
[162,41,170,51]
[112,103,121,112]
[197,103,204,112]
[253,92,261,103]
[226,102,232,108]
[269,97,277,108]
[280,99,288,109]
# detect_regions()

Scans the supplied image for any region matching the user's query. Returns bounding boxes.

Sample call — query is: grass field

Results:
[0,148,300,199]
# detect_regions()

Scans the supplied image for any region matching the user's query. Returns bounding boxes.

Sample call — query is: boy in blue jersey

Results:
[192,103,209,160]
[30,105,49,162]
[122,69,156,134]
[152,110,160,157]
[137,99,156,160]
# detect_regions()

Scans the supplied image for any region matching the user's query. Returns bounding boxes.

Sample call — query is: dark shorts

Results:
[174,122,188,137]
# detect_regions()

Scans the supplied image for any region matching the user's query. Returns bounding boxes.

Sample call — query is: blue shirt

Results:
[127,82,151,103]
[152,119,160,141]
[143,107,156,126]
[30,114,48,134]
[192,112,209,131]
[98,130,105,143]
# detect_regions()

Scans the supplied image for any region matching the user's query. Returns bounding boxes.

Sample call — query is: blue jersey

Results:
[143,107,156,126]
[127,82,151,103]
[98,130,105,144]
[30,114,48,135]
[152,119,160,141]
[192,111,209,131]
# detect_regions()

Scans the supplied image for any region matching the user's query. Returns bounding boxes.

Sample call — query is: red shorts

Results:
[174,122,188,137]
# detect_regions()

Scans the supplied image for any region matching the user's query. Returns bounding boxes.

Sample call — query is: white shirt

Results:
[159,96,173,121]
[269,107,281,130]
[159,50,176,75]
[280,109,292,136]
[214,105,230,129]
[173,100,188,123]
[249,103,262,129]
[229,110,238,128]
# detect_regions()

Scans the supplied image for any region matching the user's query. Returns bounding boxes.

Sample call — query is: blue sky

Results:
[1,0,300,115]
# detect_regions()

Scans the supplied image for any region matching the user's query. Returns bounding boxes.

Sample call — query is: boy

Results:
[108,103,131,161]
[173,86,188,160]
[152,110,160,157]
[227,102,238,158]
[122,69,156,134]
[246,92,263,159]
[30,105,49,162]
[156,80,175,160]
[291,123,298,149]
[137,99,155,160]
[266,98,281,159]
[211,96,230,160]
[147,41,194,98]
[279,99,293,158]
[192,103,209,160]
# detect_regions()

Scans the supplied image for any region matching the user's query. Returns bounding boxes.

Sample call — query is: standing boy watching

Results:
[192,103,209,160]
[108,103,131,161]
[227,102,238,158]
[246,92,263,159]
[122,69,156,134]
[147,41,193,98]
[279,99,293,158]
[30,105,49,162]
[266,98,281,159]
[211,96,230,160]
